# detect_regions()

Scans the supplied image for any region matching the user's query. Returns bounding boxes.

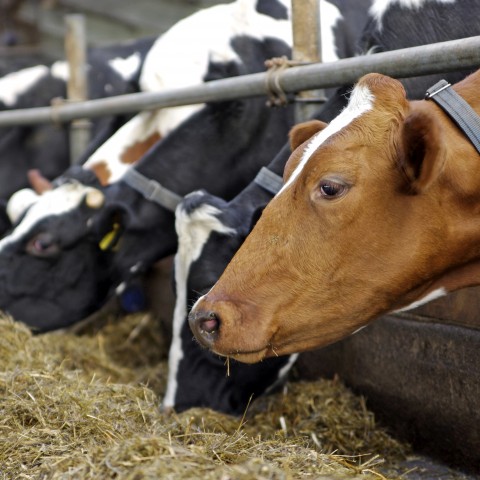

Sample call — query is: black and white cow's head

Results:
[163,143,296,414]
[0,167,115,331]
[0,0,298,330]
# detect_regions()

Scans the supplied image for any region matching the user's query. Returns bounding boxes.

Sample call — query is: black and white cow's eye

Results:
[26,232,60,258]
[318,179,348,199]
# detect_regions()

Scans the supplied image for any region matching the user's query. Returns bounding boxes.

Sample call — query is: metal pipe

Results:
[0,36,479,127]
[65,14,91,164]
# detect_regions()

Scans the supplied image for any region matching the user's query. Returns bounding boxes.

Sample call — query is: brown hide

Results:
[189,71,480,363]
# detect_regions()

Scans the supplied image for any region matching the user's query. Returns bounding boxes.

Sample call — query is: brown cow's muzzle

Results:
[188,294,272,363]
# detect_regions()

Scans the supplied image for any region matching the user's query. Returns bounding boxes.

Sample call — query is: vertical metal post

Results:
[291,0,326,122]
[65,14,91,164]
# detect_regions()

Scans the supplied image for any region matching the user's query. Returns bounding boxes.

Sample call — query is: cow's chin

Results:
[224,348,269,364]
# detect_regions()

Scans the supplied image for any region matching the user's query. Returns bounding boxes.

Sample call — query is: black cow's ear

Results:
[399,108,446,193]
[88,203,128,251]
[289,120,328,151]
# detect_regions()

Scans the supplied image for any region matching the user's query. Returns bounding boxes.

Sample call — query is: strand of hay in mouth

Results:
[0,315,410,479]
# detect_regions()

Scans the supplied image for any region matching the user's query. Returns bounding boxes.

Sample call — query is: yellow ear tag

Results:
[99,222,121,251]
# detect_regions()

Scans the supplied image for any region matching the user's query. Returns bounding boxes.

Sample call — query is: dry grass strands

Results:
[0,315,411,479]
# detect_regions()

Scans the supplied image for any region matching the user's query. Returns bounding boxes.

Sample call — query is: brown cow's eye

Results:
[26,232,60,258]
[319,180,347,199]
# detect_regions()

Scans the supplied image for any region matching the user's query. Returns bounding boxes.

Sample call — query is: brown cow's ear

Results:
[289,120,328,151]
[400,108,446,193]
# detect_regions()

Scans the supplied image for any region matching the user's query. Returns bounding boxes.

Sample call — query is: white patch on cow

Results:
[108,52,141,81]
[50,61,69,82]
[319,0,343,63]
[0,65,49,107]
[370,0,455,28]
[163,197,236,409]
[393,287,447,312]
[0,182,95,251]
[280,84,375,194]
[138,0,292,136]
[6,188,39,224]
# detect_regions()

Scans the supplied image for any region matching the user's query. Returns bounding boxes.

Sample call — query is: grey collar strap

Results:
[121,169,182,212]
[425,79,480,154]
[254,167,283,195]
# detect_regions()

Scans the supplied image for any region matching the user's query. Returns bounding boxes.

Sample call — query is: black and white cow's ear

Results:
[6,188,39,224]
[399,108,447,193]
[289,120,328,151]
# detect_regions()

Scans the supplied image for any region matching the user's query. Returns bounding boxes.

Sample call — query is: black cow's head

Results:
[163,189,296,414]
[0,167,117,331]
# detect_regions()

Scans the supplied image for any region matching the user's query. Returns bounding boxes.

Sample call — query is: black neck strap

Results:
[122,169,182,213]
[253,166,283,195]
[425,79,480,154]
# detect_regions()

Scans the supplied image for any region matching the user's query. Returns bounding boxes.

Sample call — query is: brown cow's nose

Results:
[188,309,220,348]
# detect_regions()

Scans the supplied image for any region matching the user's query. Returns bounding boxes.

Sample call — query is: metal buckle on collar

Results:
[425,80,451,99]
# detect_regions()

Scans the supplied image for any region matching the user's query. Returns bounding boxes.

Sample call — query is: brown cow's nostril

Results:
[200,311,219,334]
[189,310,220,348]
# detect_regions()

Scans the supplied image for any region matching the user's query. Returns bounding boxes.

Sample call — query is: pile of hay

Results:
[0,314,410,479]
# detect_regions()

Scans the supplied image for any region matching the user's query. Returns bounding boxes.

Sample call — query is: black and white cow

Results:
[165,0,480,413]
[166,143,295,413]
[0,0,299,331]
[0,36,155,233]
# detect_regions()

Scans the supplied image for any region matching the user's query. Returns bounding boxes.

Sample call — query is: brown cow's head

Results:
[189,71,480,363]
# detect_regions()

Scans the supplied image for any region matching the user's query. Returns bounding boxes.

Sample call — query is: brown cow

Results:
[189,69,480,363]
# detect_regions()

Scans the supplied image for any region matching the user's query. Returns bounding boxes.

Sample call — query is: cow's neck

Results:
[408,71,480,303]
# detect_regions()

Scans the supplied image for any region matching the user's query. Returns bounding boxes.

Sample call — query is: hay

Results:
[0,314,411,479]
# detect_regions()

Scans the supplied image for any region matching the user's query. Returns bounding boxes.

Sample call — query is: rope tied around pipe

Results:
[265,56,297,107]
[264,56,327,107]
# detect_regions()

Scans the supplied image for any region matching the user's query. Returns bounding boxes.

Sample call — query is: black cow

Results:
[0,36,155,233]
[167,0,480,413]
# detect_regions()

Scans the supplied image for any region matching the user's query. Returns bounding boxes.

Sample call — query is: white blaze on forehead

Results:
[0,182,94,252]
[0,65,49,107]
[279,84,375,194]
[370,0,455,26]
[163,195,236,409]
[108,52,141,81]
